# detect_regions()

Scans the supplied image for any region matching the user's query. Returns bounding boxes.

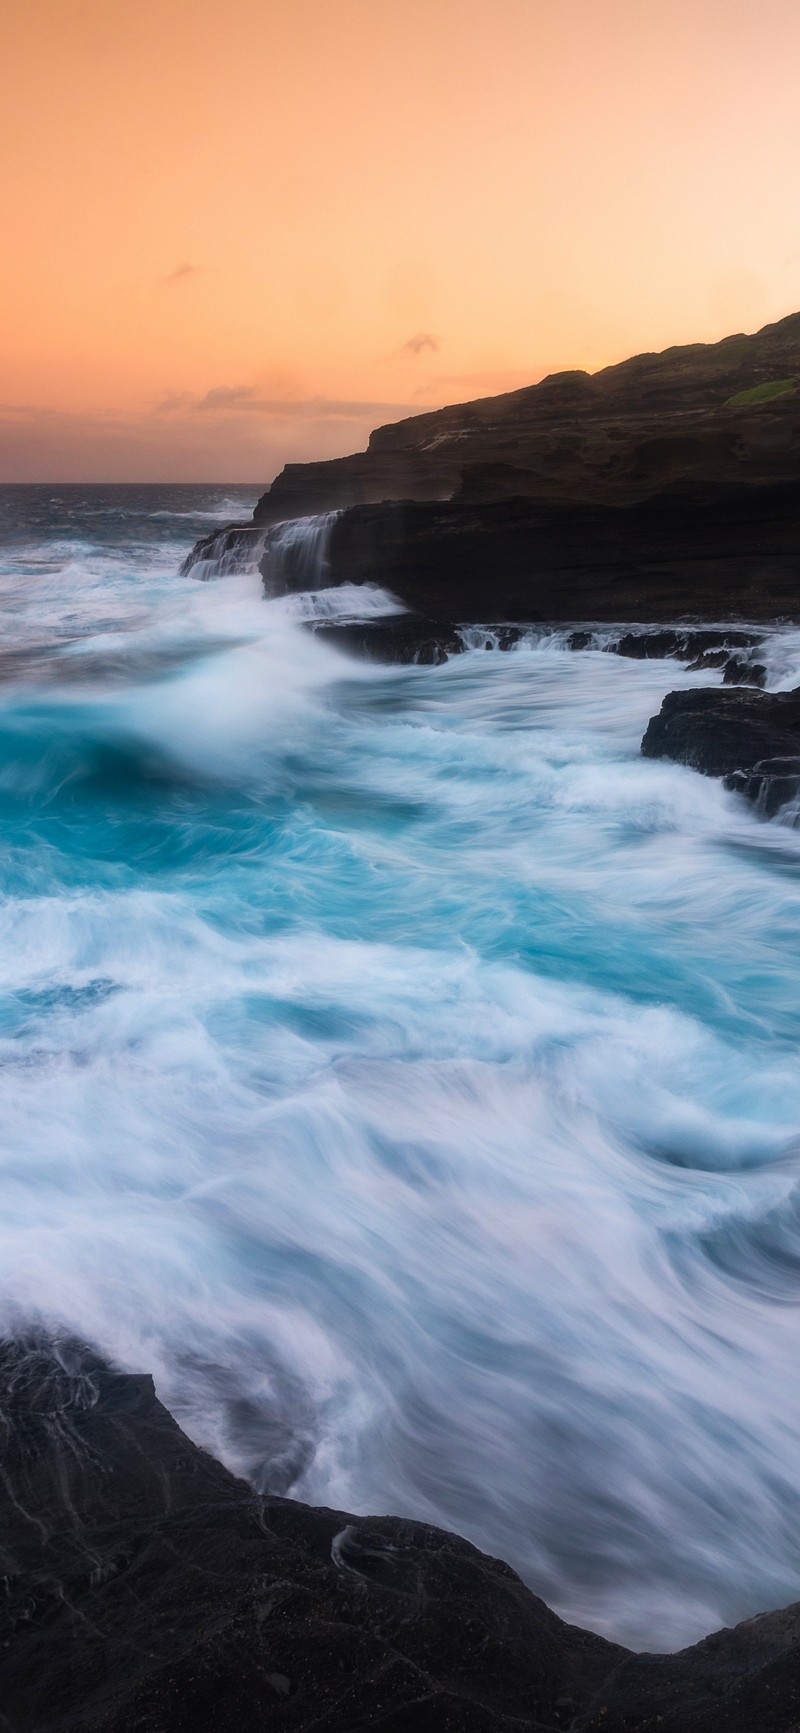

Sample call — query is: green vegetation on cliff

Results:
[726,377,796,407]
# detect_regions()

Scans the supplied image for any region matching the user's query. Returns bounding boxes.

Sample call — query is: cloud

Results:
[162,262,202,285]
[0,395,426,482]
[198,385,255,411]
[401,332,440,355]
[155,391,195,414]
[190,387,419,419]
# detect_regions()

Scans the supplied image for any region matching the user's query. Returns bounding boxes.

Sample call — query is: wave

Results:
[1,509,800,1651]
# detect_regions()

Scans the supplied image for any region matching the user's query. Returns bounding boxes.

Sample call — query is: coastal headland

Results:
[186,311,800,814]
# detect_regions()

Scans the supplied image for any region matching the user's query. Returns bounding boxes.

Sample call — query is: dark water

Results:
[2,482,800,1651]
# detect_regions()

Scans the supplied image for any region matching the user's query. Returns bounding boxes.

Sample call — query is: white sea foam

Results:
[1,492,800,1650]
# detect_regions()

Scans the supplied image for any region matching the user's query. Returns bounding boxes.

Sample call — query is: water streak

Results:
[1,485,800,1652]
[262,512,341,594]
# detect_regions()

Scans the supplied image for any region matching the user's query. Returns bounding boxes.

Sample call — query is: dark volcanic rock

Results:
[605,628,758,662]
[306,615,464,663]
[183,314,800,627]
[3,1338,800,1732]
[306,617,528,663]
[181,524,266,580]
[305,620,767,675]
[0,1337,623,1732]
[317,481,800,624]
[641,685,800,814]
[576,1608,800,1733]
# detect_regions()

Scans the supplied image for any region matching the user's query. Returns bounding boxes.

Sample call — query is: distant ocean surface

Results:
[3,482,800,1651]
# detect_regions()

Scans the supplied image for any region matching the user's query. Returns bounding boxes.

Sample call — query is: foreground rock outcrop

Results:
[642,686,800,814]
[305,619,768,679]
[2,1337,800,1731]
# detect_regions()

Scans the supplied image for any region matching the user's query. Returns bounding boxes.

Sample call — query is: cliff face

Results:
[317,479,800,623]
[253,313,800,525]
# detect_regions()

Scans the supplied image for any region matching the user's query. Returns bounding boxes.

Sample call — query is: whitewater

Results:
[2,483,800,1653]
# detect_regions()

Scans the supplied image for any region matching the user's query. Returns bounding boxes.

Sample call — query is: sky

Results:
[2,0,799,481]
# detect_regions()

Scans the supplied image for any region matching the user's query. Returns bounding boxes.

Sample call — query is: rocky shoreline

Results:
[180,311,800,820]
[2,1336,800,1733]
[643,685,800,815]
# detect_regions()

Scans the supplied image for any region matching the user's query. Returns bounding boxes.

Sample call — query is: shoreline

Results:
[3,1334,799,1733]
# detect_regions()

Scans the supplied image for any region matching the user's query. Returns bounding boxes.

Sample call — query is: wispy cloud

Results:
[182,387,419,419]
[161,262,202,285]
[155,391,195,414]
[197,385,255,411]
[0,392,426,482]
[401,332,440,356]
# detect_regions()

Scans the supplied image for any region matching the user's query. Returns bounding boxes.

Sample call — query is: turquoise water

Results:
[2,484,800,1650]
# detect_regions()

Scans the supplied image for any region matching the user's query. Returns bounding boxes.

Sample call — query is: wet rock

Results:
[606,629,758,662]
[306,617,528,664]
[182,524,266,580]
[726,757,800,816]
[3,1335,800,1730]
[0,1337,623,1732]
[641,686,800,814]
[576,1604,800,1732]
[722,655,767,687]
[321,481,800,625]
[306,615,462,663]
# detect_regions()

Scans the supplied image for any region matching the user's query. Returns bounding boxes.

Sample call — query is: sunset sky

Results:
[2,0,799,481]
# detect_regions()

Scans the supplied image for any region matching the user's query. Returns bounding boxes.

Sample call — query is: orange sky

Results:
[2,0,799,480]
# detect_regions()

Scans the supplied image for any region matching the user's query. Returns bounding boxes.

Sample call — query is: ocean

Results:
[2,482,800,1651]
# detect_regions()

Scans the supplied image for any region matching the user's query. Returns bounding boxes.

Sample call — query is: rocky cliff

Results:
[253,312,800,526]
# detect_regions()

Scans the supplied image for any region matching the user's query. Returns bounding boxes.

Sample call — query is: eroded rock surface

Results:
[2,1337,800,1731]
[642,686,800,814]
[0,1338,622,1732]
[253,313,800,526]
[317,480,800,624]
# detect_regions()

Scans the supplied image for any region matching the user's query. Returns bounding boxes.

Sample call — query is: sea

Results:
[2,481,800,1652]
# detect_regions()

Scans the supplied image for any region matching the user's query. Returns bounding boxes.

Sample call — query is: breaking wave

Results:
[1,484,800,1652]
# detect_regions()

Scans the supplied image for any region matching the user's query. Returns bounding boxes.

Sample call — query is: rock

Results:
[252,313,800,528]
[183,313,800,626]
[722,655,767,687]
[0,1336,623,1732]
[576,1606,800,1733]
[306,616,463,663]
[305,620,767,674]
[306,618,527,663]
[641,686,800,814]
[181,524,267,581]
[725,757,800,816]
[314,480,800,624]
[605,629,758,662]
[3,1336,800,1730]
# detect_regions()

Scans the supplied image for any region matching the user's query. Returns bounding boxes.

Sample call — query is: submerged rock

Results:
[641,686,800,814]
[2,1336,800,1730]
